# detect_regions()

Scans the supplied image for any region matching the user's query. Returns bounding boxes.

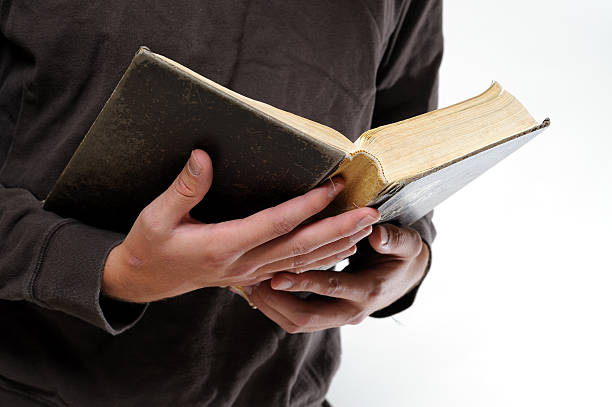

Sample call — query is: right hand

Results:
[102,149,380,303]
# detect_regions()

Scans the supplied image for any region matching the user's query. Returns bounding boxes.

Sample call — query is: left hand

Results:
[238,223,430,333]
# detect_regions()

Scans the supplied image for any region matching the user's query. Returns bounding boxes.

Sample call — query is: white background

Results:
[329,1,612,405]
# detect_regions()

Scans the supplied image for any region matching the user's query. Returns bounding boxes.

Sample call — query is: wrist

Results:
[102,244,134,302]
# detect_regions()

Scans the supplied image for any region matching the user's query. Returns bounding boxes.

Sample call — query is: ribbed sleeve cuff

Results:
[28,219,148,335]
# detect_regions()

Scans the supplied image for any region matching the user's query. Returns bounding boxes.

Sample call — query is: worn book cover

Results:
[44,47,549,233]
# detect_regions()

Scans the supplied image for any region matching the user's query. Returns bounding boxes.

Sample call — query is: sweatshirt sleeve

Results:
[366,0,443,318]
[0,184,148,335]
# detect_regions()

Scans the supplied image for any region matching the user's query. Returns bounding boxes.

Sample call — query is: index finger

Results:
[222,177,345,252]
[249,281,358,334]
[269,270,366,302]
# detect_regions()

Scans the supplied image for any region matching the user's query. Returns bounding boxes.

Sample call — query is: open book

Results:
[44,47,550,233]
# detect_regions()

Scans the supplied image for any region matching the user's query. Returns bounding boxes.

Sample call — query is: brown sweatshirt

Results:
[0,1,442,405]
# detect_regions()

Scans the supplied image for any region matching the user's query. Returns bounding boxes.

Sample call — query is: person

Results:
[0,0,442,405]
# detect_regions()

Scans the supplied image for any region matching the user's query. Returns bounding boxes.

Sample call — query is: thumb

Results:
[156,149,213,225]
[369,224,423,259]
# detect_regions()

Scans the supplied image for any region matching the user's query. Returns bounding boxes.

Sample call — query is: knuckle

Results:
[138,206,155,226]
[138,206,167,236]
[208,251,229,266]
[340,218,355,236]
[174,172,197,198]
[388,227,423,257]
[272,216,297,236]
[366,278,385,303]
[291,254,306,269]
[307,197,327,214]
[295,277,311,291]
[388,226,404,248]
[303,189,329,214]
[293,312,315,328]
[327,277,341,296]
[290,239,309,257]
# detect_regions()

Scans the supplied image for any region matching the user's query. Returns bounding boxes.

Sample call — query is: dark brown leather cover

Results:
[43,48,346,233]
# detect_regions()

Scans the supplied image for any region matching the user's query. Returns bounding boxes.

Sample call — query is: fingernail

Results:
[327,178,342,198]
[187,152,201,176]
[274,277,294,290]
[378,225,389,246]
[357,214,379,229]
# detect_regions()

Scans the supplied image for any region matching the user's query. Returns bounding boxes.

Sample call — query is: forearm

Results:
[0,184,147,334]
